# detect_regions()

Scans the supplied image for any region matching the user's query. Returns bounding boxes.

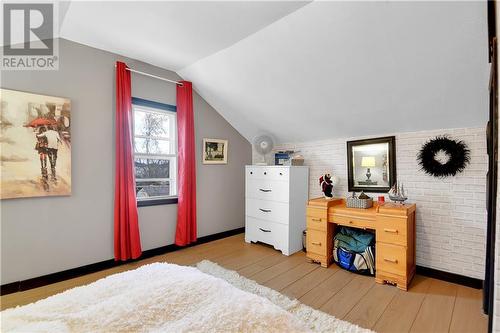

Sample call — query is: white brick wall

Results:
[253,127,487,279]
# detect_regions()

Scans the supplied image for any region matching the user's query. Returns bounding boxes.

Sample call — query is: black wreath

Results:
[417,136,470,178]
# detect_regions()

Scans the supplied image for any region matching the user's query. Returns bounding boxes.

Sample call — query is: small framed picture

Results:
[203,138,228,164]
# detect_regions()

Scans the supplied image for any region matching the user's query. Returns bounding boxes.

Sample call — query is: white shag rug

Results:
[1,261,372,333]
[197,260,372,333]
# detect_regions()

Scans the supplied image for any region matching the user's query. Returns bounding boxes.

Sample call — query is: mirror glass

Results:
[352,143,390,188]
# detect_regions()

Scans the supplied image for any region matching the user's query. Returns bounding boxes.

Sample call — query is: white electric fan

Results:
[253,134,274,165]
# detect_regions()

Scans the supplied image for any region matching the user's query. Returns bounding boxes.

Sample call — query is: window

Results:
[132,98,177,205]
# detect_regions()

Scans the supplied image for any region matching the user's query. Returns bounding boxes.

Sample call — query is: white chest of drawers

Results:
[245,165,309,255]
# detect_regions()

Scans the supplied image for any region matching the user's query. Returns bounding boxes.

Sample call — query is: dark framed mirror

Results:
[347,136,396,193]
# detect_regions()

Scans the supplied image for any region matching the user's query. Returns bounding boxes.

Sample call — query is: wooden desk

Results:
[306,197,416,291]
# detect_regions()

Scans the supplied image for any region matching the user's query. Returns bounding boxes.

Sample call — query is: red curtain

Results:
[114,61,142,260]
[175,81,197,246]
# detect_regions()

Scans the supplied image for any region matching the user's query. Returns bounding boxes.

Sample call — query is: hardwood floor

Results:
[1,234,487,332]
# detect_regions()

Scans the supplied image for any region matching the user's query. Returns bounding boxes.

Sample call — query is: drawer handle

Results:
[259,228,271,233]
[259,188,272,192]
[250,171,253,174]
[279,172,283,175]
[349,220,354,224]
[384,228,398,234]
[384,258,398,264]
[259,208,271,213]
[264,172,267,175]
[311,242,322,246]
[311,218,322,222]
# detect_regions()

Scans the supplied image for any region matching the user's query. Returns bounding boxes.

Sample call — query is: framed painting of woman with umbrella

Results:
[0,88,71,199]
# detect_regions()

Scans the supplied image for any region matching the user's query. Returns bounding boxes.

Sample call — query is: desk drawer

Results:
[307,216,327,231]
[307,207,328,219]
[306,229,328,256]
[331,214,374,229]
[376,243,407,276]
[377,217,407,246]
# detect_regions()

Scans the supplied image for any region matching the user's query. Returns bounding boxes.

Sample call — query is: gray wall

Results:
[0,39,251,284]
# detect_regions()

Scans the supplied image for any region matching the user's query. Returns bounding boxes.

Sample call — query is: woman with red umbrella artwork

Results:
[0,88,71,199]
[24,118,59,190]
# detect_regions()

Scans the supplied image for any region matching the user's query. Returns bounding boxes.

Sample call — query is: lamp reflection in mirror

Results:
[361,156,376,182]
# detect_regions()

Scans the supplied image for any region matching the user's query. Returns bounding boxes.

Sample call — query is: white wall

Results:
[255,127,487,279]
[0,39,251,284]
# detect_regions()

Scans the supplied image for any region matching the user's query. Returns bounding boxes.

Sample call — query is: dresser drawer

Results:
[306,229,328,256]
[246,179,289,203]
[246,198,289,225]
[376,243,407,276]
[306,216,327,231]
[245,217,288,250]
[246,167,289,181]
[377,217,407,246]
[331,214,374,229]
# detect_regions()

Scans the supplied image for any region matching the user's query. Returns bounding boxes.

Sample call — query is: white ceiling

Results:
[59,1,309,70]
[179,1,490,143]
[59,1,489,144]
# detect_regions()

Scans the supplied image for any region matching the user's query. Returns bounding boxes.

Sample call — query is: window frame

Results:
[131,97,178,207]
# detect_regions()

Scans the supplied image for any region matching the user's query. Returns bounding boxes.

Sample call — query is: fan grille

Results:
[253,135,274,155]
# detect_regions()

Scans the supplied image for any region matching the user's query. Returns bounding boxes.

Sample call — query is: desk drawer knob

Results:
[311,218,322,222]
[384,228,398,234]
[311,242,322,246]
[349,221,354,224]
[384,258,398,264]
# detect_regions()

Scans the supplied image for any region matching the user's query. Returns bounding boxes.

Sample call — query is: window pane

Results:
[136,180,171,199]
[134,110,170,137]
[133,103,177,201]
[134,138,171,155]
[135,158,170,179]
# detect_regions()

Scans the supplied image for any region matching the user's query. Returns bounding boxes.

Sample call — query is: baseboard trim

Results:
[1,227,245,296]
[416,265,483,289]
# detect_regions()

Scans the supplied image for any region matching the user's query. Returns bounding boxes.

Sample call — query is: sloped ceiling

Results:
[59,1,489,144]
[179,1,489,143]
[59,1,309,70]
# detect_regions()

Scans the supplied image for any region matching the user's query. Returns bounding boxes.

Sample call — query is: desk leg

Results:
[376,272,409,291]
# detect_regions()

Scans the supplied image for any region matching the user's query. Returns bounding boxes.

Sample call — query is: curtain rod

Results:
[115,65,183,86]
